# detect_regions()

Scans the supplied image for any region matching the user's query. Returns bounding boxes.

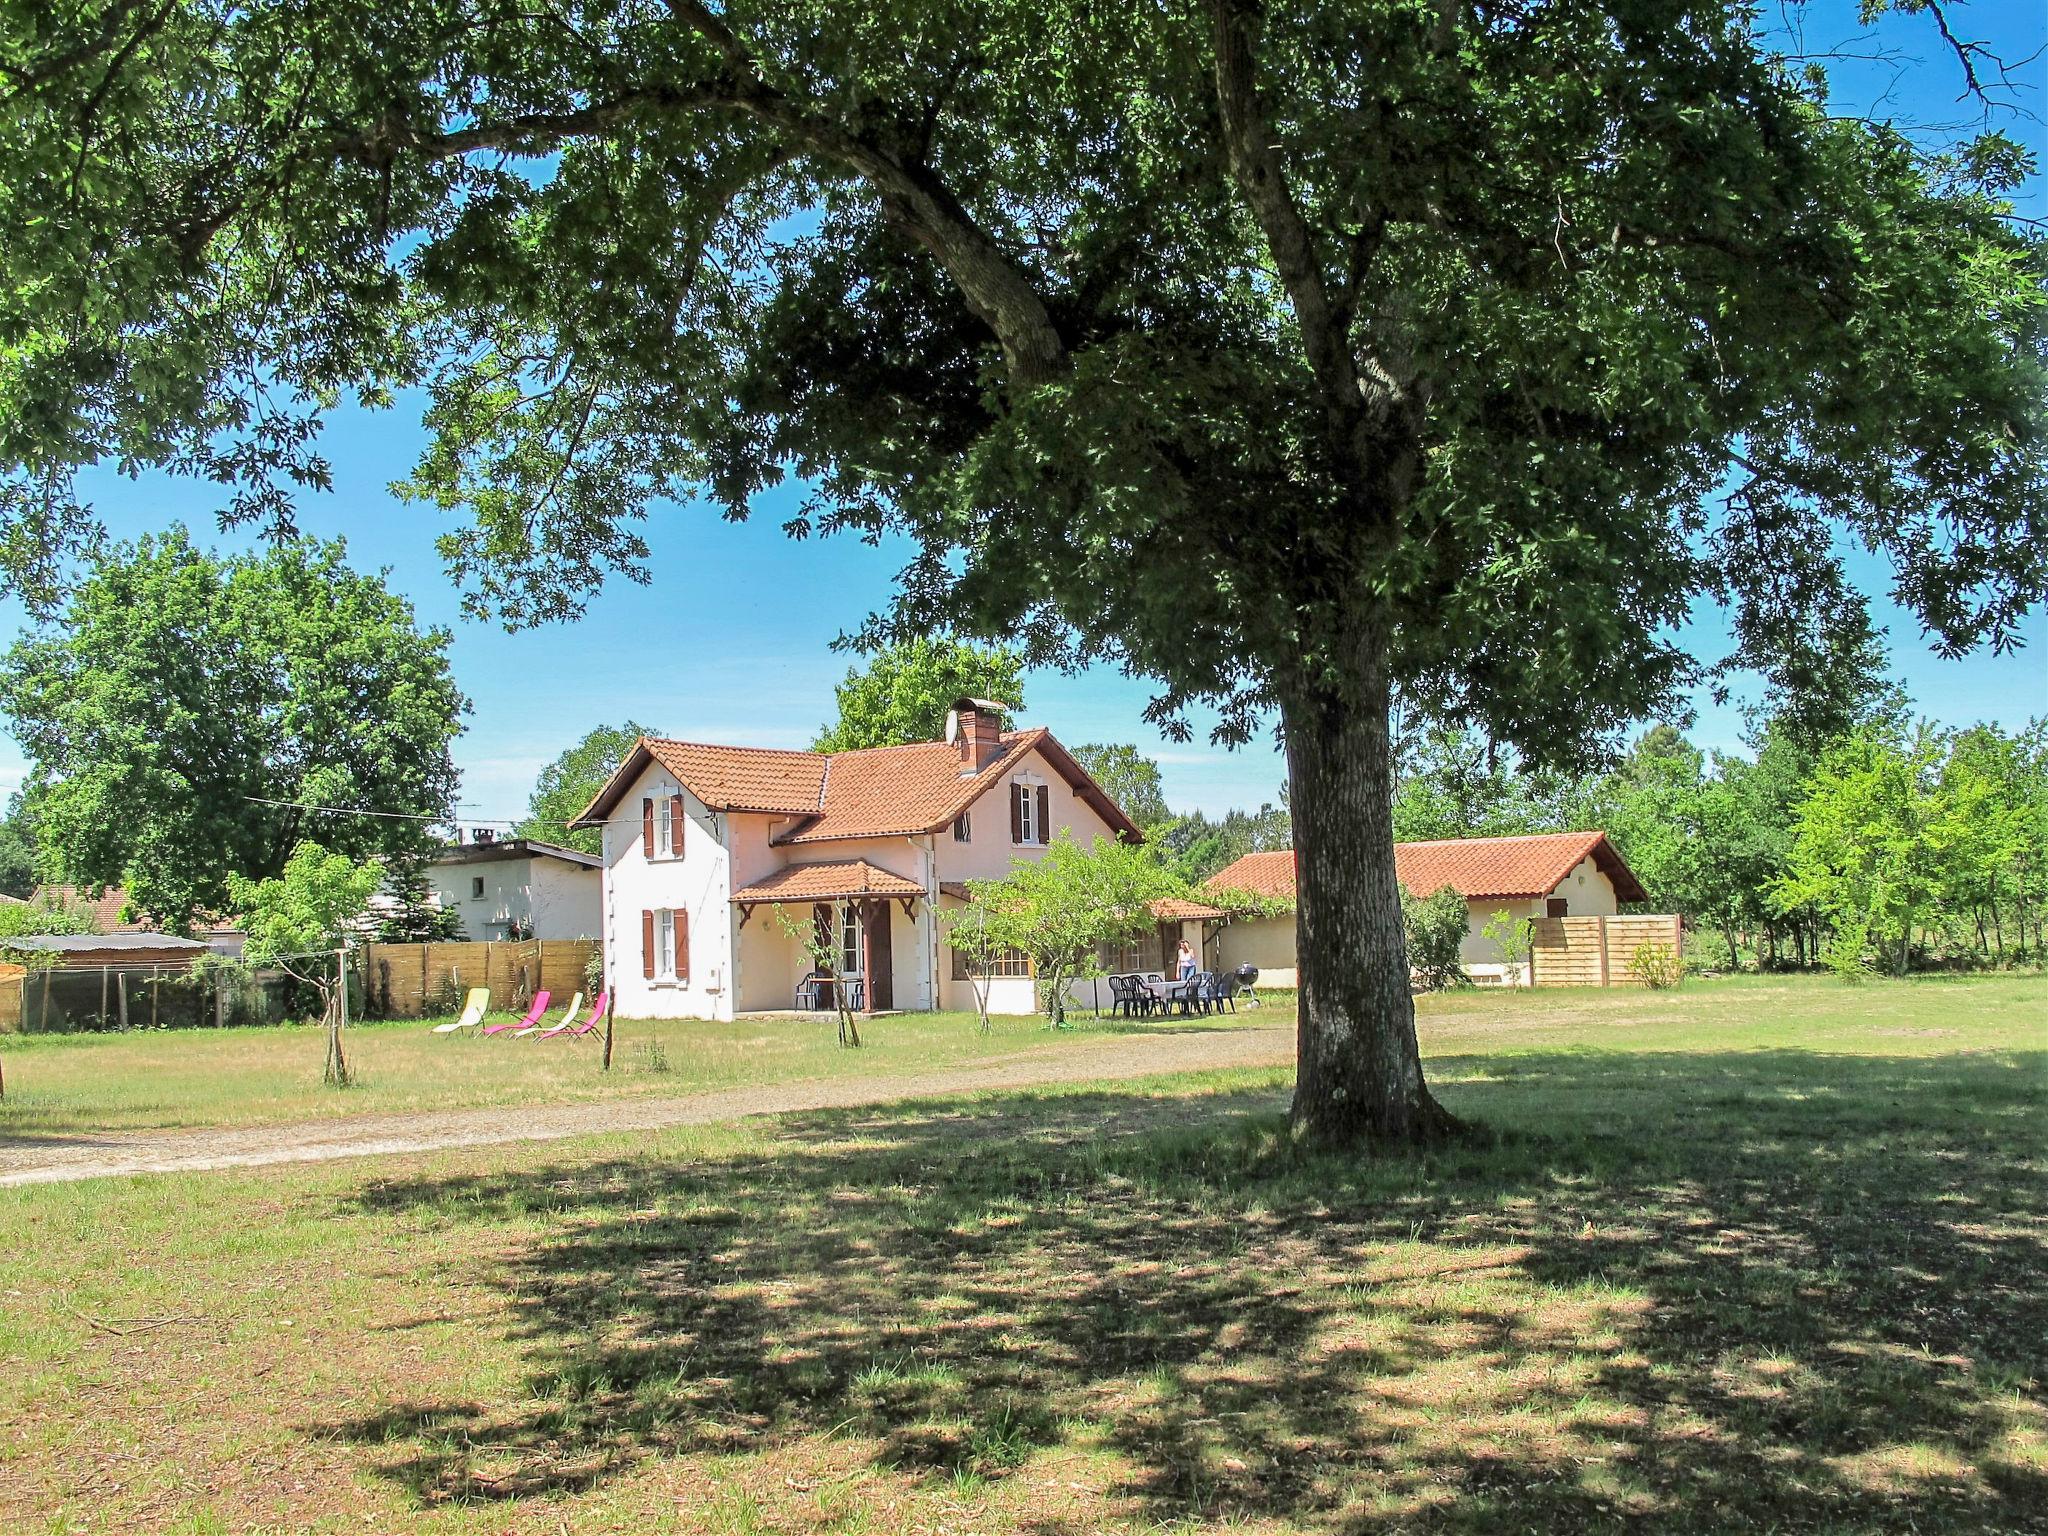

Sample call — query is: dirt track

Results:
[0,1023,1294,1187]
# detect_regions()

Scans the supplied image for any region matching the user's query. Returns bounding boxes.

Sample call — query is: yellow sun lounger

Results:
[432,987,494,1033]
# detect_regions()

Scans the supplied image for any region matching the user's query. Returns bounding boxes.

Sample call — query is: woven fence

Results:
[357,940,600,1019]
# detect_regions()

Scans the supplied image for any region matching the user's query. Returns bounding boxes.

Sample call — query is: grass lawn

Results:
[0,997,1257,1135]
[1,974,2043,1533]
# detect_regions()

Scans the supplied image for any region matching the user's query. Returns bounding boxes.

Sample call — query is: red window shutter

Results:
[676,909,690,982]
[1036,784,1050,844]
[641,910,656,978]
[669,794,685,855]
[1010,785,1024,844]
[641,798,655,857]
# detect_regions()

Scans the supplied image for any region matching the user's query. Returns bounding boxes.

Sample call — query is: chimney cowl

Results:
[951,696,1011,774]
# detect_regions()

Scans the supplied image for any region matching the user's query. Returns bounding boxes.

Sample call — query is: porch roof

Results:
[731,860,925,906]
[1149,897,1230,921]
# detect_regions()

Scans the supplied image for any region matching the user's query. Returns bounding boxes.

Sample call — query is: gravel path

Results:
[0,1023,1294,1187]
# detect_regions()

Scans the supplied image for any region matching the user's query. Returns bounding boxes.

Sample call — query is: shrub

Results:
[1821,919,1874,984]
[1401,884,1469,991]
[1627,942,1684,990]
[1483,909,1534,985]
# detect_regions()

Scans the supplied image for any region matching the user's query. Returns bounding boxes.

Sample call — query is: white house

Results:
[424,837,604,940]
[570,700,1143,1019]
[1209,830,1650,986]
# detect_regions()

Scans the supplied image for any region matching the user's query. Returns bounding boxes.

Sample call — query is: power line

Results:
[240,794,633,829]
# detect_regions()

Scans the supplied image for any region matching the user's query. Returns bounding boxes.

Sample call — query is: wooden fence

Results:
[1529,914,1682,987]
[357,940,600,1019]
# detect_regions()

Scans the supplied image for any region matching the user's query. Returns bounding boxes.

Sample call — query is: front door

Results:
[863,900,894,1011]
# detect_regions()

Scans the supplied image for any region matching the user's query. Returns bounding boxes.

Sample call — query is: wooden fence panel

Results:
[359,939,599,1018]
[1603,915,1684,982]
[1530,914,1681,987]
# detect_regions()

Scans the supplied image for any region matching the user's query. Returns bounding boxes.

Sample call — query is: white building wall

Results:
[428,859,528,941]
[602,763,735,1022]
[529,860,601,938]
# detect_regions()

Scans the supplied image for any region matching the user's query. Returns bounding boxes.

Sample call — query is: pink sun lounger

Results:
[534,991,608,1040]
[482,991,549,1035]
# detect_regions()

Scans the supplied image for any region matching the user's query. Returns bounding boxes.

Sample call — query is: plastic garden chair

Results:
[518,991,582,1038]
[536,991,608,1039]
[483,991,549,1035]
[432,987,493,1033]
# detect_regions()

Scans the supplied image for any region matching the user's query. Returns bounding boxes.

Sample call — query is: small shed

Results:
[0,932,214,1032]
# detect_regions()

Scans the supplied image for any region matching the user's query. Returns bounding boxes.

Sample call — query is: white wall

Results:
[1460,857,1618,964]
[602,763,735,1022]
[427,856,598,941]
[530,860,601,939]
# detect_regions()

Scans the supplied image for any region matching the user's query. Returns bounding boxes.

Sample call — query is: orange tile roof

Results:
[1203,851,1297,903]
[1149,897,1230,921]
[731,860,925,904]
[31,884,148,933]
[642,740,827,814]
[575,728,1141,845]
[775,729,1049,845]
[1208,832,1647,905]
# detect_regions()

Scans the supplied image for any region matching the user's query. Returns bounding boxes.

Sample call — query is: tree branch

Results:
[662,0,1068,386]
[1209,0,1362,419]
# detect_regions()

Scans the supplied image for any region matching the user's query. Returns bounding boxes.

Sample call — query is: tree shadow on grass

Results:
[324,1047,2046,1530]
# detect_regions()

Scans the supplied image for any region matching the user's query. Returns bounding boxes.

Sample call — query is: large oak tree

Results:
[0,1,2040,1141]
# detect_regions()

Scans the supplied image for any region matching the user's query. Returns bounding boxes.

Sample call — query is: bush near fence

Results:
[1528,914,1683,987]
[358,940,601,1019]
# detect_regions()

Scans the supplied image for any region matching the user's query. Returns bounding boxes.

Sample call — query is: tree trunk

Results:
[1280,656,1452,1148]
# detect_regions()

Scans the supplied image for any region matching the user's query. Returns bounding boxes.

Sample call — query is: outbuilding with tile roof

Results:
[1205,831,1651,987]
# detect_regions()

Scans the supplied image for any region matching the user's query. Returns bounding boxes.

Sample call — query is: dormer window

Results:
[953,812,972,843]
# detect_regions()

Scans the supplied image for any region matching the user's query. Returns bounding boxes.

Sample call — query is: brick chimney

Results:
[952,697,1009,774]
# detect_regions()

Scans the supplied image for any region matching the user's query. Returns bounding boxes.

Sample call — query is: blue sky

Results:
[1,3,2043,822]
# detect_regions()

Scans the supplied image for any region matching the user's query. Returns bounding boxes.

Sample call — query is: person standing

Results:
[1176,937,1197,981]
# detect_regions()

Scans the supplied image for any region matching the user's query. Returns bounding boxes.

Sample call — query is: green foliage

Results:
[1774,725,2023,978]
[812,640,1025,753]
[1626,942,1684,991]
[231,841,383,1082]
[0,810,40,899]
[0,892,100,971]
[1400,884,1469,992]
[371,858,467,943]
[1069,744,1171,832]
[1820,918,1875,984]
[1155,802,1292,884]
[232,843,384,974]
[517,721,661,855]
[0,6,2031,751]
[963,835,1185,1026]
[0,896,99,940]
[1483,911,1534,986]
[0,531,466,931]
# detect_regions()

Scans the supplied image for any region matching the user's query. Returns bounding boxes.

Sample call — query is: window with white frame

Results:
[1095,938,1148,974]
[951,945,1031,980]
[657,909,677,978]
[1015,783,1038,844]
[657,795,674,856]
[839,903,864,974]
